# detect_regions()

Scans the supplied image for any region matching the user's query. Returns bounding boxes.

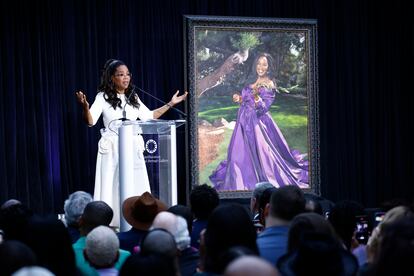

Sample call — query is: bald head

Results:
[141,229,177,259]
[152,211,178,234]
[225,256,279,276]
[151,212,191,251]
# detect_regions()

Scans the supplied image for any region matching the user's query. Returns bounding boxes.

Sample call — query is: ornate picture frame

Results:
[184,15,319,198]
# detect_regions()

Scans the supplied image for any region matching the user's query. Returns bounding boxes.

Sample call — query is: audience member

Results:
[201,203,258,274]
[364,205,414,269]
[119,254,176,276]
[277,232,358,276]
[118,192,167,253]
[304,192,334,215]
[328,200,365,250]
[73,201,130,275]
[257,187,277,228]
[24,215,77,276]
[190,184,220,249]
[304,194,323,215]
[152,211,198,276]
[218,246,257,274]
[127,228,180,276]
[250,182,274,224]
[84,226,120,276]
[365,217,414,276]
[0,240,37,275]
[0,200,33,241]
[225,255,279,276]
[256,185,306,265]
[287,212,339,253]
[1,199,22,209]
[63,191,93,243]
[140,228,178,259]
[168,204,193,234]
[12,266,55,276]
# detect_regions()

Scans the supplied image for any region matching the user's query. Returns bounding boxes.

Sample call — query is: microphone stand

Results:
[121,89,138,121]
[133,85,187,118]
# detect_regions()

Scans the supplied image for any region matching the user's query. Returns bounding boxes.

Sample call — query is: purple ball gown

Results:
[209,85,309,191]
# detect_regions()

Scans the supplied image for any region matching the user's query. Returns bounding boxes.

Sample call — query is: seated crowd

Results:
[0,183,414,276]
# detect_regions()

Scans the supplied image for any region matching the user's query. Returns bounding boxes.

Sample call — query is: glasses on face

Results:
[114,72,132,78]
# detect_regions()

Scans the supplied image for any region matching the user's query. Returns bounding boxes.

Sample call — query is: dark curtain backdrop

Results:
[1,0,413,214]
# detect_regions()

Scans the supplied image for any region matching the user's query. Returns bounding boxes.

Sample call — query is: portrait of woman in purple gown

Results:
[209,53,309,191]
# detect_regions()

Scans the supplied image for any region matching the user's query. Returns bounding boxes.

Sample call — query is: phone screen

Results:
[355,215,370,244]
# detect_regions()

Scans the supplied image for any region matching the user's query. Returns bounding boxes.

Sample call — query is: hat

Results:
[277,233,358,276]
[122,192,167,230]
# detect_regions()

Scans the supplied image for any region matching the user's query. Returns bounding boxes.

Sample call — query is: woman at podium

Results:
[75,59,187,227]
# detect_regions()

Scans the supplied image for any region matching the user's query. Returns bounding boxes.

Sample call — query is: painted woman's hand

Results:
[232,93,242,103]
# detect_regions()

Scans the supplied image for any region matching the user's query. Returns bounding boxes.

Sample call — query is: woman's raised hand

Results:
[232,93,242,103]
[169,90,188,106]
[75,91,89,109]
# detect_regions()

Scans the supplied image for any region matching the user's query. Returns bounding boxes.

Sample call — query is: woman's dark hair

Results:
[204,203,258,274]
[98,59,139,109]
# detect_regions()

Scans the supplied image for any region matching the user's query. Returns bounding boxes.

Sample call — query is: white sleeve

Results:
[137,97,154,121]
[89,92,105,126]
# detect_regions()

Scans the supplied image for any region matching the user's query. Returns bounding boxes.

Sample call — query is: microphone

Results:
[121,88,138,121]
[132,85,187,118]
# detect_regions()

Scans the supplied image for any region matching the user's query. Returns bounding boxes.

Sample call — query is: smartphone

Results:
[355,215,370,244]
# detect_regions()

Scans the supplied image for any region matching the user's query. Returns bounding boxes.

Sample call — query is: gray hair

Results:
[175,216,191,251]
[85,226,119,267]
[12,266,55,276]
[151,212,191,251]
[63,191,93,226]
[253,182,274,199]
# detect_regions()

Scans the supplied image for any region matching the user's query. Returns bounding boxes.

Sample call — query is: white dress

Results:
[89,92,153,227]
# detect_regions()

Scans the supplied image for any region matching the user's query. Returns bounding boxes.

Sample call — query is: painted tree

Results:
[196,30,307,97]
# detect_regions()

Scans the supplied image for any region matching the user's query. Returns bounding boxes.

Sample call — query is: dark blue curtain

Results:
[1,0,413,214]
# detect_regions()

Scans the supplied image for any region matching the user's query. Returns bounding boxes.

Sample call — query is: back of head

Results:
[63,191,93,226]
[258,187,277,225]
[119,253,176,276]
[25,215,76,276]
[1,199,22,209]
[253,182,275,199]
[168,204,193,233]
[174,216,191,251]
[0,240,37,275]
[141,228,177,259]
[251,182,275,213]
[270,186,306,221]
[372,218,414,276]
[217,246,257,274]
[328,200,365,250]
[277,232,358,276]
[287,212,338,252]
[11,266,55,276]
[190,184,220,220]
[85,226,119,268]
[151,212,191,251]
[152,211,178,234]
[81,201,113,233]
[367,206,414,264]
[204,203,258,274]
[0,201,32,241]
[225,255,279,276]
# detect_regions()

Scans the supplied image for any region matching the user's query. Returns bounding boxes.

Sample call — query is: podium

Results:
[116,119,185,231]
